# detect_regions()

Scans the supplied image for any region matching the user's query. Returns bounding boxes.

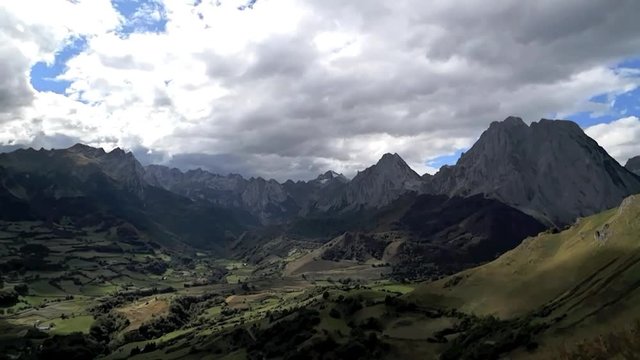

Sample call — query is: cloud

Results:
[1,0,640,181]
[585,116,640,164]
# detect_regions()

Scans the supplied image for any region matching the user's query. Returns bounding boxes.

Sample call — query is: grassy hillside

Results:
[409,194,640,357]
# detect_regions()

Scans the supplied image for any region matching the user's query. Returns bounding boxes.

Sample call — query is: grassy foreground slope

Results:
[409,194,640,356]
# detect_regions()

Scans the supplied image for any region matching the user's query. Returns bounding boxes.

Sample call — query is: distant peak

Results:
[69,143,90,150]
[69,143,100,151]
[316,170,347,183]
[377,153,405,165]
[380,152,400,159]
[489,116,526,130]
[320,170,342,178]
[503,116,525,125]
[109,147,137,158]
[68,143,106,156]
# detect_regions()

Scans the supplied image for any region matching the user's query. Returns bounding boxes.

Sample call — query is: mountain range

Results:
[108,117,640,229]
[1,116,638,260]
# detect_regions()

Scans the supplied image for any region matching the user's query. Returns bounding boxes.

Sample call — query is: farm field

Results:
[0,219,420,359]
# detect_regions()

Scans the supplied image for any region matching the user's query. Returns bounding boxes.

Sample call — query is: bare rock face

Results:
[626,156,640,176]
[146,154,422,221]
[144,165,299,224]
[430,117,640,226]
[145,165,246,208]
[0,144,147,196]
[68,144,147,195]
[0,145,248,250]
[312,153,423,212]
[283,171,349,211]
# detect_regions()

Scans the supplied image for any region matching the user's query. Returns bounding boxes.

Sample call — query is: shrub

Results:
[14,283,29,296]
[39,333,104,360]
[0,289,19,307]
[89,312,130,344]
[329,308,342,319]
[360,317,383,331]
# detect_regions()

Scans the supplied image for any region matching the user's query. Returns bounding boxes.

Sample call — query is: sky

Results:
[1,0,640,181]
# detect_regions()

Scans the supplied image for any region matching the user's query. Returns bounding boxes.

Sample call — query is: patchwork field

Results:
[0,219,431,359]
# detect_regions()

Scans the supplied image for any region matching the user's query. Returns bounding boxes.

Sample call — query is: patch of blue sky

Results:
[427,149,467,170]
[29,36,87,94]
[567,57,640,128]
[112,0,167,36]
[30,0,169,95]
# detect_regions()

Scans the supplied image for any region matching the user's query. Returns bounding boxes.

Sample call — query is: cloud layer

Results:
[1,0,640,180]
[586,116,640,164]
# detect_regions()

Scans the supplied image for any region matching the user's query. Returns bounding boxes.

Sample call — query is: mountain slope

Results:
[147,153,423,221]
[398,194,546,263]
[311,153,423,212]
[0,146,247,252]
[409,194,640,355]
[267,193,545,280]
[283,171,349,210]
[145,166,352,224]
[626,156,640,175]
[431,117,640,226]
[144,165,297,224]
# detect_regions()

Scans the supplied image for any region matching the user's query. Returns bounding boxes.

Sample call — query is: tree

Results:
[329,308,341,319]
[20,244,50,258]
[14,283,29,296]
[130,346,141,356]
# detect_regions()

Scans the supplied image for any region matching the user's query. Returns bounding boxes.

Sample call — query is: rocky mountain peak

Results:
[67,143,107,159]
[315,170,348,184]
[353,153,420,185]
[490,115,526,129]
[312,153,423,212]
[106,147,133,159]
[379,152,402,161]
[376,152,406,168]
[431,117,640,225]
[355,153,416,179]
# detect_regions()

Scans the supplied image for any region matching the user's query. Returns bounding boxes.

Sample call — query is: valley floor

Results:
[3,195,640,360]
